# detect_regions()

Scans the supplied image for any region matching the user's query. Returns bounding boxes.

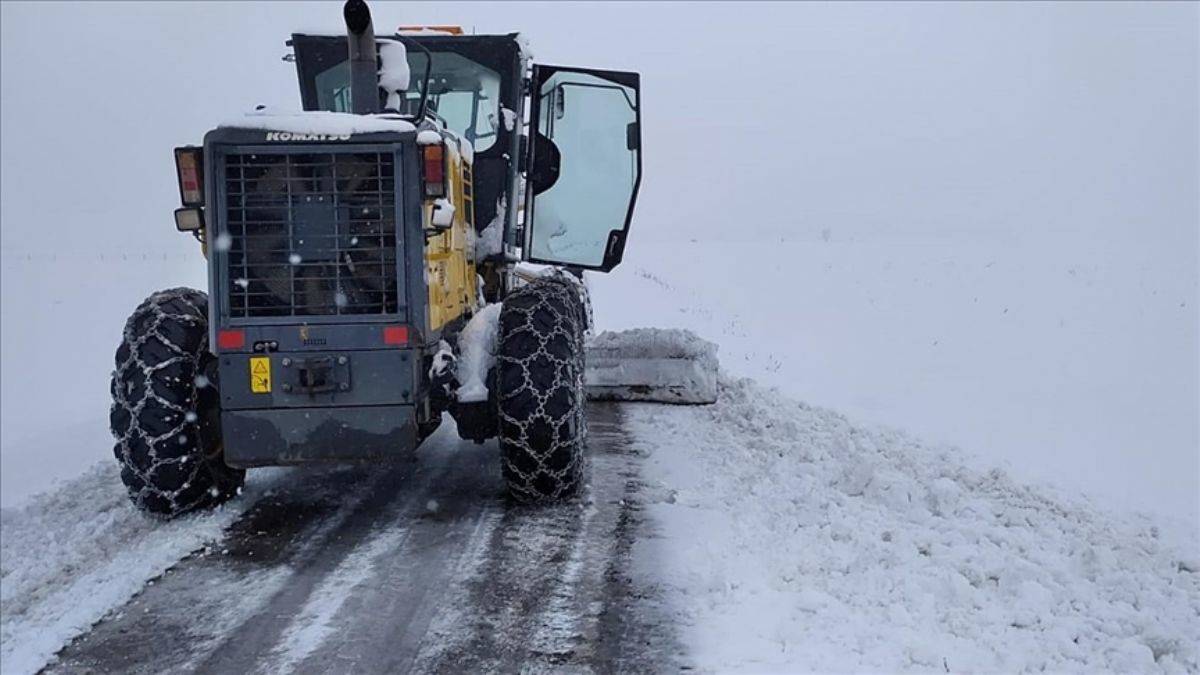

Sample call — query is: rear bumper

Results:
[222,404,416,468]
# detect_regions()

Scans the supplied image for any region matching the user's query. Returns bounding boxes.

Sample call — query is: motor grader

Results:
[110,0,641,517]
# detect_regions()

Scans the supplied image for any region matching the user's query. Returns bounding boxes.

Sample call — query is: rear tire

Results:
[110,288,244,518]
[496,277,587,502]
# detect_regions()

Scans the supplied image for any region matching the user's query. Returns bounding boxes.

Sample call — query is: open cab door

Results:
[524,65,641,272]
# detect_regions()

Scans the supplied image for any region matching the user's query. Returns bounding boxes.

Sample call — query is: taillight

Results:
[217,329,245,350]
[422,144,445,198]
[175,147,204,206]
[382,325,409,346]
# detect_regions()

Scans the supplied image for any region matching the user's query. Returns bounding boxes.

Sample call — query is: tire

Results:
[496,277,587,502]
[110,288,244,517]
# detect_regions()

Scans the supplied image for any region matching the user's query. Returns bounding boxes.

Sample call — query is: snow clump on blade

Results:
[588,328,718,370]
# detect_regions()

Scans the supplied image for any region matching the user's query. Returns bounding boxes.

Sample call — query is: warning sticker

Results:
[249,356,271,394]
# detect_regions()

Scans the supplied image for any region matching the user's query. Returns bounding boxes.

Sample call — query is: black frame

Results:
[523,64,642,273]
[201,127,434,350]
[210,142,409,327]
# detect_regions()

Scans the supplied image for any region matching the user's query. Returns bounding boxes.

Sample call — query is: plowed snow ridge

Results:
[626,376,1200,673]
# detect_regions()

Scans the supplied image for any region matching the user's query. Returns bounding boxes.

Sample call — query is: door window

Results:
[526,67,640,270]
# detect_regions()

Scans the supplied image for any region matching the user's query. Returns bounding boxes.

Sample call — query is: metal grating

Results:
[223,150,400,318]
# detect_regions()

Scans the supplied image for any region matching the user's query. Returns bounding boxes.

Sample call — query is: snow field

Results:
[626,376,1200,673]
[590,235,1199,532]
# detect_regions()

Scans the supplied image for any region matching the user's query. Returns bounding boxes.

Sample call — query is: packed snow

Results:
[475,198,505,260]
[500,107,517,132]
[428,339,455,380]
[626,375,1200,672]
[219,111,416,135]
[0,462,285,674]
[455,135,474,165]
[376,39,409,111]
[416,129,442,145]
[431,197,455,228]
[455,303,502,403]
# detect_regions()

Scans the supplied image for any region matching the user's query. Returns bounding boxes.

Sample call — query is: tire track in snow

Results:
[1,463,295,675]
[192,439,468,674]
[40,408,678,673]
[42,463,402,675]
[262,524,411,673]
[410,404,681,672]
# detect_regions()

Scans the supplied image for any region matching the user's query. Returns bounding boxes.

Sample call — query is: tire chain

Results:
[110,288,242,517]
[497,278,588,502]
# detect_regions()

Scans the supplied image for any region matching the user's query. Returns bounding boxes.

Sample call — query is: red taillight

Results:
[174,147,204,206]
[422,144,445,198]
[383,325,409,346]
[217,329,245,350]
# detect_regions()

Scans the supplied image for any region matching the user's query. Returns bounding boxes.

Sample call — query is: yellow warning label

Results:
[250,356,271,394]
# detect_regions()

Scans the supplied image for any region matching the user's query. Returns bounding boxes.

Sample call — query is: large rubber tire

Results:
[496,277,588,502]
[110,288,244,517]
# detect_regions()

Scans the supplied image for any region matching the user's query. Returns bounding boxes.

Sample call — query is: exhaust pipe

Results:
[343,0,379,114]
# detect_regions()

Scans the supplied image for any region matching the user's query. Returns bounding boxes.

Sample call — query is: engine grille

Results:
[223,149,399,318]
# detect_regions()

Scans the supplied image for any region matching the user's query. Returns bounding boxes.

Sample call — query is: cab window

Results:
[313,50,502,153]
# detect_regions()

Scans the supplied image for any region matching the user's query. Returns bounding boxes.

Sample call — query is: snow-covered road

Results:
[5,405,677,674]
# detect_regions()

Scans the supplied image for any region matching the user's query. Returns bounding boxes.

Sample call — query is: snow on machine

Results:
[109,0,708,518]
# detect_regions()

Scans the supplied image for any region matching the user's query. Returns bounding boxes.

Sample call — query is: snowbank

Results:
[627,376,1200,673]
[0,462,281,674]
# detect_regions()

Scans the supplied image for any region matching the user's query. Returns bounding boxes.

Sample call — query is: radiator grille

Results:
[223,150,400,318]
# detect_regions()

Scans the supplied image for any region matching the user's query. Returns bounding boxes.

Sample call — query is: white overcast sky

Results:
[2,1,1195,254]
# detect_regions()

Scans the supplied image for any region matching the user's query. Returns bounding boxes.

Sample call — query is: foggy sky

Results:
[3,2,1195,253]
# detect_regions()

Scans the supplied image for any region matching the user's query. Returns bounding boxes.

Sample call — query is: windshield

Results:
[314,50,502,152]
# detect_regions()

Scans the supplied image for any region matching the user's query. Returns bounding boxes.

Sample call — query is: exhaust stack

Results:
[343,0,379,114]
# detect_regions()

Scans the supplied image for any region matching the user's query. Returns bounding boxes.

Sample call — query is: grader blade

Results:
[585,328,718,405]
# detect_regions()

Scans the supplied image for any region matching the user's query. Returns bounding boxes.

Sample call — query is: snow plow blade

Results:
[585,329,718,404]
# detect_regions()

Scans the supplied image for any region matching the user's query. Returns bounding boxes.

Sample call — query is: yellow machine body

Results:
[423,136,477,332]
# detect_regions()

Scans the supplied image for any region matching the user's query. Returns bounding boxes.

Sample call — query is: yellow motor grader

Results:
[110,0,641,516]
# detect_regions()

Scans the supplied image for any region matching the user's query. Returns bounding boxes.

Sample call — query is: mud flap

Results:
[221,405,416,467]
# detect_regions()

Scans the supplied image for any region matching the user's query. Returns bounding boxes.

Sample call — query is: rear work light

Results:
[174,146,204,206]
[422,144,446,199]
[174,207,204,232]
